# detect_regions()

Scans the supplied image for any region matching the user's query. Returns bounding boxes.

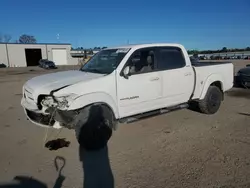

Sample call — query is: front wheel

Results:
[75,104,114,151]
[198,86,223,114]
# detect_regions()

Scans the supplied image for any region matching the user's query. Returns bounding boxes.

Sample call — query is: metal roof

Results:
[0,42,71,45]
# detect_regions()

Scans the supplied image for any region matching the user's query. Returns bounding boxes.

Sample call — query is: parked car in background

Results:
[0,63,7,68]
[190,54,199,63]
[199,56,207,60]
[210,55,223,60]
[39,59,57,69]
[235,65,250,88]
[231,56,238,59]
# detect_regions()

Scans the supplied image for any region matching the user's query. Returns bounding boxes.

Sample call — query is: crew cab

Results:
[21,43,234,148]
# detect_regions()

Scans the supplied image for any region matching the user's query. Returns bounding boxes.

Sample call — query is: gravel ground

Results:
[0,61,250,188]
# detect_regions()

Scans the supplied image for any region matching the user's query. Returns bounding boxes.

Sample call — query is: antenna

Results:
[127,39,129,44]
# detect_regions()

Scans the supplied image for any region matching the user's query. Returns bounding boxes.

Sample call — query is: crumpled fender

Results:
[200,73,224,100]
[67,92,119,119]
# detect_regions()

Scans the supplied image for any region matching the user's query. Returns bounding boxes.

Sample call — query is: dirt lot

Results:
[0,61,250,188]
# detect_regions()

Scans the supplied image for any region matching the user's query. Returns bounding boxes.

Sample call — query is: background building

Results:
[0,43,78,67]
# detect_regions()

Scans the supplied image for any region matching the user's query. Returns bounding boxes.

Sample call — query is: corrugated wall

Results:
[7,44,47,67]
[0,43,78,67]
[0,44,9,67]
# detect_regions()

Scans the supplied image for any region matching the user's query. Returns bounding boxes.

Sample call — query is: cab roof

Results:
[106,43,184,50]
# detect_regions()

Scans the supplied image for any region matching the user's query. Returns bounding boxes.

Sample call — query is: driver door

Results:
[116,48,162,118]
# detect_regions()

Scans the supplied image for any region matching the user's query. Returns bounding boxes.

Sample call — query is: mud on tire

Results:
[75,104,114,151]
[198,86,223,114]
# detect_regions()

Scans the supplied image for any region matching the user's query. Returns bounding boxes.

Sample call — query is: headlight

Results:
[42,96,55,106]
[54,94,78,109]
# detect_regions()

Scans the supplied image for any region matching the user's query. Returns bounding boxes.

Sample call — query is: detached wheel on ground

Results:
[75,104,114,151]
[198,86,223,114]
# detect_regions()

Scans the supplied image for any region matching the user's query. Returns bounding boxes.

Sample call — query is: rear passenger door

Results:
[156,47,194,106]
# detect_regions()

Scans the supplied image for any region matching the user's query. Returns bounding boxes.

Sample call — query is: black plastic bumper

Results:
[26,109,55,126]
[235,75,250,87]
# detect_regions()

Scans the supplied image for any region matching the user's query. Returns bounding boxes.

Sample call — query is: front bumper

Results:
[21,97,78,129]
[21,98,61,128]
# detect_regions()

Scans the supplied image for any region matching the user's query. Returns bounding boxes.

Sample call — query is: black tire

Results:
[75,104,114,151]
[198,86,222,114]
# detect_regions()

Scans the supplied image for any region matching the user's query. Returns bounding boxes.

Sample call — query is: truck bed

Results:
[191,62,234,99]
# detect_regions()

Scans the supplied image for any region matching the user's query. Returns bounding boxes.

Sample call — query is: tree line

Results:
[188,47,250,55]
[0,33,37,44]
[72,46,107,50]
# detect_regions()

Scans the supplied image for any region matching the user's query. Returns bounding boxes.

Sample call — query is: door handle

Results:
[150,77,160,81]
[184,72,192,76]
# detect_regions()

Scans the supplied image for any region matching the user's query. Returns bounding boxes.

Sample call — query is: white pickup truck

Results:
[21,43,234,148]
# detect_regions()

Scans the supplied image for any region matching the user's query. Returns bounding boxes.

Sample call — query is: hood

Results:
[24,70,105,100]
[238,67,250,75]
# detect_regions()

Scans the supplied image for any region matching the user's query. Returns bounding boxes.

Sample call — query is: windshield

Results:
[80,48,130,74]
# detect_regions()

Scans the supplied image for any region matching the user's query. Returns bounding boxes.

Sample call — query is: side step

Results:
[119,103,188,124]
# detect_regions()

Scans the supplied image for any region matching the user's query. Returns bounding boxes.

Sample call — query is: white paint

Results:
[52,49,67,65]
[117,71,162,117]
[24,70,105,102]
[21,43,234,128]
[192,64,234,99]
[160,66,195,107]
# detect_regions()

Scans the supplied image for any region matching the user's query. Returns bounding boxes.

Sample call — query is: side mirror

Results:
[123,66,130,79]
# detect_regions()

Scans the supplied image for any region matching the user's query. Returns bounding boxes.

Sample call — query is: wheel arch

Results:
[200,74,224,100]
[68,92,119,119]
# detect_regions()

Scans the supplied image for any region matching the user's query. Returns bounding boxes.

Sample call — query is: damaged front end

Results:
[22,87,79,129]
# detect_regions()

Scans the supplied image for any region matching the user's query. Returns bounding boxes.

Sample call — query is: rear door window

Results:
[156,47,186,70]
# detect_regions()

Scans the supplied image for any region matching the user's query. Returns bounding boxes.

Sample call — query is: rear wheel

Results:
[198,86,222,114]
[75,104,114,151]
